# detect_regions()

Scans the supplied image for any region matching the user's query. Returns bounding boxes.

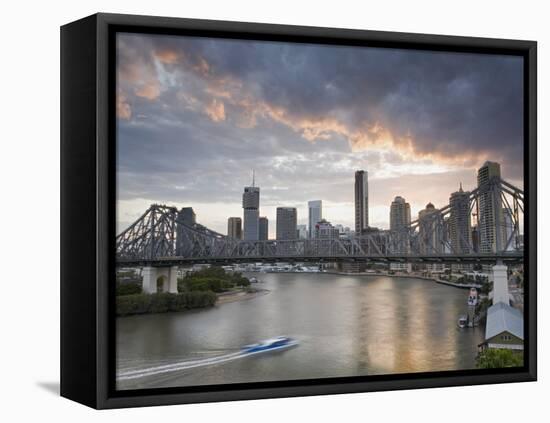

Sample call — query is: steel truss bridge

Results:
[116,177,524,267]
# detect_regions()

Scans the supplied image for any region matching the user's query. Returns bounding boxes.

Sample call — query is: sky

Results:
[116,32,524,237]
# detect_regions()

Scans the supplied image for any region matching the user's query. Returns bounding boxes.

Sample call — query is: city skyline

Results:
[116,33,524,237]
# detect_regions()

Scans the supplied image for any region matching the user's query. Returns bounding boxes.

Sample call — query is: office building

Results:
[176,207,197,255]
[308,200,322,238]
[390,196,411,231]
[449,184,472,254]
[477,161,505,253]
[314,219,340,239]
[503,207,515,251]
[389,196,411,272]
[259,216,269,241]
[276,207,297,240]
[227,217,242,240]
[242,177,260,240]
[355,170,369,234]
[418,202,441,255]
[335,224,352,239]
[296,224,308,239]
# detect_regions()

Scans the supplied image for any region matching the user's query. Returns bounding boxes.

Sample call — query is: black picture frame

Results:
[60,12,537,409]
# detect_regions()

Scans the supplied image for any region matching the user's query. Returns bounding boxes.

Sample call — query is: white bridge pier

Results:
[142,266,178,294]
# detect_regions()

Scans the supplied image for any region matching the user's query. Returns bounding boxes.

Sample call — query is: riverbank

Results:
[326,271,482,290]
[216,288,270,305]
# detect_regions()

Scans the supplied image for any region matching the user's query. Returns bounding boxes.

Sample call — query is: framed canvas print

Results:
[60,13,537,409]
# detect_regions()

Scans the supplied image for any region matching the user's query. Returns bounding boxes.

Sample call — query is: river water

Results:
[116,273,484,390]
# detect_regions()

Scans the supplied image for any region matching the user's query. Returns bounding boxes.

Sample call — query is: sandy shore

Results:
[216,288,270,305]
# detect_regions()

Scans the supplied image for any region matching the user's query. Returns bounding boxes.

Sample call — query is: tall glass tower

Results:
[308,200,322,239]
[354,170,369,234]
[242,172,260,241]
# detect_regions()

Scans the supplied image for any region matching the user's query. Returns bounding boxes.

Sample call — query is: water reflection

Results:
[116,273,484,390]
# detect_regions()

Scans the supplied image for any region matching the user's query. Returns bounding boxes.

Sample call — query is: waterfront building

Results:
[478,161,506,253]
[354,170,369,234]
[296,224,308,239]
[242,174,260,240]
[449,184,472,254]
[227,217,242,240]
[276,208,297,240]
[308,200,322,238]
[480,302,524,352]
[259,216,269,241]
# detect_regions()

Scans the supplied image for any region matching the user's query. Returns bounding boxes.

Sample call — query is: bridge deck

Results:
[116,253,524,267]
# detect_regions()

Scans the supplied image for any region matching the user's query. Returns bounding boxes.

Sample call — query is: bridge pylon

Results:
[142,266,178,294]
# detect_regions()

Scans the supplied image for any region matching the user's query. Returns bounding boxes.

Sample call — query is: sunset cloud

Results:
[204,98,226,122]
[134,82,161,100]
[154,49,180,64]
[116,89,131,120]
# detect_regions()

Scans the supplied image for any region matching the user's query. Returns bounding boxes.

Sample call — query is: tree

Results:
[476,348,523,369]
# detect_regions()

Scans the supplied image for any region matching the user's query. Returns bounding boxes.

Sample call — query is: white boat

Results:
[241,336,298,354]
[457,315,468,328]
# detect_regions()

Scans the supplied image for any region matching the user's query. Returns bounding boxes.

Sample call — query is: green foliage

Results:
[476,348,523,369]
[479,280,492,295]
[116,281,142,296]
[116,291,217,316]
[178,266,251,292]
[183,277,232,293]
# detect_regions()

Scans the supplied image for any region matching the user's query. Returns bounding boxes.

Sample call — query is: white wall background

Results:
[1,0,547,420]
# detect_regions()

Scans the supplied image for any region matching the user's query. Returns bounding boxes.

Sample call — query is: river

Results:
[116,272,484,390]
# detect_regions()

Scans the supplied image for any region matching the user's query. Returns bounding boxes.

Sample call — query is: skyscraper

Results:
[355,170,369,234]
[503,207,515,251]
[276,207,297,240]
[308,200,322,239]
[390,196,411,231]
[259,216,269,241]
[477,161,505,253]
[227,217,242,240]
[449,184,472,254]
[242,174,260,241]
[176,207,196,255]
[418,202,440,255]
[389,196,411,272]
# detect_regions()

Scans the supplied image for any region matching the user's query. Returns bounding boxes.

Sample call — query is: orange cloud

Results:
[117,90,131,120]
[204,99,226,122]
[154,49,180,64]
[122,44,490,170]
[135,82,161,100]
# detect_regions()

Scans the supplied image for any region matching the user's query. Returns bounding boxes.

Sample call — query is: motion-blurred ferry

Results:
[241,336,298,354]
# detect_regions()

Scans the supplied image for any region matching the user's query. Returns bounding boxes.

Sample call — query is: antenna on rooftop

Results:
[252,169,255,187]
